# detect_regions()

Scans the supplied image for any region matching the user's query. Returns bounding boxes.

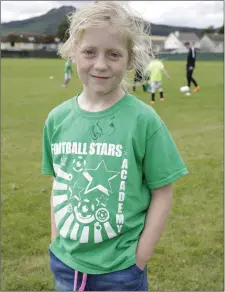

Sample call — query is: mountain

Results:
[1,6,76,35]
[148,23,203,37]
[1,5,203,37]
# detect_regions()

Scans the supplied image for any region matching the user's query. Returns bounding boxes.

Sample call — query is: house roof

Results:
[176,32,200,42]
[150,35,167,41]
[206,33,224,43]
[152,40,164,48]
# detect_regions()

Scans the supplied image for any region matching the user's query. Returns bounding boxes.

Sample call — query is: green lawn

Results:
[1,58,224,291]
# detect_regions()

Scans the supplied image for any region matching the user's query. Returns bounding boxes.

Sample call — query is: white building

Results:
[1,34,60,51]
[199,33,224,53]
[151,35,167,53]
[164,31,200,53]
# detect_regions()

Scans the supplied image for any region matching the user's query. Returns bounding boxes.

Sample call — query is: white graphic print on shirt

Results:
[52,142,128,244]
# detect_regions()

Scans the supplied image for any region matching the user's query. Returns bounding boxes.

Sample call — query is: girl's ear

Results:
[127,52,133,70]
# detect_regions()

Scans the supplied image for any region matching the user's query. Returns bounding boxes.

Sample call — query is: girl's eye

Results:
[84,50,95,56]
[109,52,121,59]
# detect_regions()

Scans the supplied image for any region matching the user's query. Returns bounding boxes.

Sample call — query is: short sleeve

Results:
[42,114,55,176]
[143,123,189,190]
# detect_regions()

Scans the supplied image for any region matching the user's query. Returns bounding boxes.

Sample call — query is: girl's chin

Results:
[86,85,112,94]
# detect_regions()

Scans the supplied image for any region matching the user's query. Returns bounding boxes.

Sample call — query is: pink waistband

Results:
[74,270,87,292]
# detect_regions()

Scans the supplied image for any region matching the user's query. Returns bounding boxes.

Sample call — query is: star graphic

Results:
[69,181,85,201]
[96,194,109,207]
[83,160,119,195]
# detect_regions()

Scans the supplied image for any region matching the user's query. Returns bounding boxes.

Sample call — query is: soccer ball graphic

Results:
[72,156,86,172]
[77,200,95,217]
[95,208,109,223]
[74,200,95,224]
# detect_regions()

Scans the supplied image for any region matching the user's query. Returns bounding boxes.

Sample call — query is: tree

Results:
[204,25,215,34]
[218,25,224,34]
[57,17,70,42]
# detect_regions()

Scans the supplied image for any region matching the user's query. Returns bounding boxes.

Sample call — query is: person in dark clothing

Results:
[132,69,149,92]
[185,42,200,93]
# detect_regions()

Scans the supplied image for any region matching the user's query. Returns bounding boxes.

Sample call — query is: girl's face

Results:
[73,24,130,96]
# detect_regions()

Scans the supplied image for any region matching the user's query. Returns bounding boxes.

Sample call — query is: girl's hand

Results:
[136,250,148,270]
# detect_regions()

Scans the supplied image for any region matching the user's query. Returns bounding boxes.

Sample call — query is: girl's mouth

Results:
[91,75,110,79]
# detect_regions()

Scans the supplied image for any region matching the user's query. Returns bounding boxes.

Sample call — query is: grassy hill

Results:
[1,6,76,35]
[1,5,204,37]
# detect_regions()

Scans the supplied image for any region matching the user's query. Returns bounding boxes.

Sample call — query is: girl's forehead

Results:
[78,25,128,49]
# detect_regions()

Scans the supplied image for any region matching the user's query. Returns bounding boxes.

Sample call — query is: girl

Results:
[42,2,188,291]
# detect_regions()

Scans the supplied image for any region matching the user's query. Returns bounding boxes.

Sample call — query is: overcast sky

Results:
[1,1,224,29]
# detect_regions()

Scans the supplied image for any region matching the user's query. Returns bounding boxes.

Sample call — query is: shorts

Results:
[150,81,162,93]
[49,249,149,291]
[65,72,71,80]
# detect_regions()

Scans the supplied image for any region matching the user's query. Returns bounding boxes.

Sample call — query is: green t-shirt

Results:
[64,60,72,73]
[42,92,188,274]
[148,59,164,82]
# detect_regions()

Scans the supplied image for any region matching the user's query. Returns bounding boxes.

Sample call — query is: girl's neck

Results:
[78,86,126,113]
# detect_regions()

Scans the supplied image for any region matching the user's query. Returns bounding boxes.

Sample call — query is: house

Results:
[164,31,200,53]
[133,35,166,55]
[199,33,224,53]
[150,35,167,53]
[1,33,60,51]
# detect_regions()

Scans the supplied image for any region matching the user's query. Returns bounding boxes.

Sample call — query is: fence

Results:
[1,50,224,61]
[1,50,59,58]
[160,52,223,61]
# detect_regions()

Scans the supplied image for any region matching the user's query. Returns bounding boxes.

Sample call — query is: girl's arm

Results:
[162,68,170,78]
[136,184,173,269]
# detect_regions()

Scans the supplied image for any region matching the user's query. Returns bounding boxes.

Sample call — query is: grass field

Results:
[1,58,224,291]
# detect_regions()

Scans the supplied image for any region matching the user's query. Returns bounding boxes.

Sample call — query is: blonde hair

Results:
[59,1,154,89]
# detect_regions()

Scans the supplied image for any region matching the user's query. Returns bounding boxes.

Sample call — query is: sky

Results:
[1,1,224,29]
